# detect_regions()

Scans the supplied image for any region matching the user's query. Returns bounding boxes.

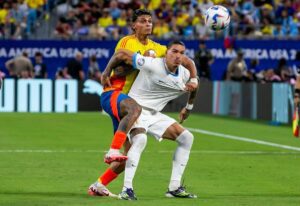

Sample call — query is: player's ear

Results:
[131,22,136,32]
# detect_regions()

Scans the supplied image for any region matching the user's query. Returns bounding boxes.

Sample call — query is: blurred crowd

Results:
[1,0,300,40]
[224,49,298,84]
[1,0,300,84]
[3,50,101,81]
[0,0,56,39]
[53,0,300,40]
[3,41,298,85]
[195,40,299,83]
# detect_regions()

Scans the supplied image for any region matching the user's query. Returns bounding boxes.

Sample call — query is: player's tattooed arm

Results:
[179,77,200,123]
[118,98,142,133]
[187,80,199,105]
[181,56,198,92]
[101,49,135,86]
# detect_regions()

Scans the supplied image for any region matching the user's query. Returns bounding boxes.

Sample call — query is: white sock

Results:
[123,133,147,190]
[169,130,194,191]
[108,148,119,154]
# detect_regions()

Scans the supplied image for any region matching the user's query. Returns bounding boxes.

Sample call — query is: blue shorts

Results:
[101,90,130,133]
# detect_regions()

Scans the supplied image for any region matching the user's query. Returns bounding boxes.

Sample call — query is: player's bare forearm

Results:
[101,50,134,85]
[179,91,197,123]
[181,56,199,91]
[180,78,199,123]
[187,78,199,105]
[114,49,135,65]
[181,56,197,78]
[102,53,124,77]
[103,50,134,73]
[101,49,137,86]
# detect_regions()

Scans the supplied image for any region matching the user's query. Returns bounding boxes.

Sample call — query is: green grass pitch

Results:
[0,112,300,206]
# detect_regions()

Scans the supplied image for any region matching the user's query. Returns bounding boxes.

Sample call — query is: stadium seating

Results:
[1,0,299,40]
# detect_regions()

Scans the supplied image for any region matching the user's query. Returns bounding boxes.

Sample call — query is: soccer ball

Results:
[205,5,230,31]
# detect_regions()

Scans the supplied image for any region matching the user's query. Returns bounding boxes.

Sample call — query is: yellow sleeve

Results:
[155,44,167,57]
[115,35,135,52]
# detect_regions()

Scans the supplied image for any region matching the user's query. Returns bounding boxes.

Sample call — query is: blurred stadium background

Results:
[0,0,300,205]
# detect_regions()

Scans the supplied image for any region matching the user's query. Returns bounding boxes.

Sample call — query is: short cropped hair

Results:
[131,9,152,22]
[167,40,186,49]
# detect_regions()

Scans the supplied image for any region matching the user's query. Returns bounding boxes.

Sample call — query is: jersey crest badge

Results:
[137,58,145,66]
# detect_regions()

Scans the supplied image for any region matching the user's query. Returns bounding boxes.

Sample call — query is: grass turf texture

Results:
[0,113,299,206]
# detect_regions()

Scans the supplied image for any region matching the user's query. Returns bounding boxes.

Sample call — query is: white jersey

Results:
[128,53,190,111]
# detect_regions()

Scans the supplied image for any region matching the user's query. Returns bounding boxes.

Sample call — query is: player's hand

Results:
[143,49,156,57]
[101,72,111,87]
[184,82,197,92]
[179,107,190,124]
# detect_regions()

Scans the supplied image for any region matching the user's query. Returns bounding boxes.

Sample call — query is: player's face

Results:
[166,44,186,69]
[133,15,153,35]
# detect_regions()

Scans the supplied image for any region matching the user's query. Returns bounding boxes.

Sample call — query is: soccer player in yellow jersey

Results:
[88,9,198,197]
[104,32,167,95]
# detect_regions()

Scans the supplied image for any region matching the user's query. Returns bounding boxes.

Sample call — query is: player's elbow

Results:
[114,51,125,62]
[114,50,132,65]
[184,57,197,76]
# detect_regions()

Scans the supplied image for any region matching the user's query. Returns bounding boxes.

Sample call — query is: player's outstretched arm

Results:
[101,49,135,86]
[179,77,200,123]
[181,56,199,91]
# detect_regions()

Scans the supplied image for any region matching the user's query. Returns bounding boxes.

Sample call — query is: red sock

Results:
[98,168,118,186]
[110,131,127,149]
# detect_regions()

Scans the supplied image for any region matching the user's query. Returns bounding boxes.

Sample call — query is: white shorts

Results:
[131,108,177,141]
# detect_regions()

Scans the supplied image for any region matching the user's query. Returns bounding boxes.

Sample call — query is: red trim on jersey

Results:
[120,36,135,48]
[110,90,121,122]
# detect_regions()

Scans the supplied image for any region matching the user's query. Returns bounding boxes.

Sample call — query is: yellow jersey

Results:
[104,35,167,94]
[25,0,44,9]
[0,9,8,24]
[98,16,113,28]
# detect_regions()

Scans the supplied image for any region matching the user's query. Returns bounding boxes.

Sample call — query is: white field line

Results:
[1,128,300,154]
[187,127,300,152]
[0,150,299,155]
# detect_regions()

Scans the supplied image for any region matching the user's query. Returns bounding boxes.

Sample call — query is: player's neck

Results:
[164,58,177,74]
[135,34,148,45]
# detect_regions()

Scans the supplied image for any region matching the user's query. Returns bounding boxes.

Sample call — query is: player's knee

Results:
[176,130,194,150]
[131,133,147,152]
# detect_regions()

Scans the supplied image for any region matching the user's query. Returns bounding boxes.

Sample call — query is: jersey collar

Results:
[163,58,179,76]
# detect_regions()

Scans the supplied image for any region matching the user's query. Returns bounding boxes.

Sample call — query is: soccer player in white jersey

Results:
[106,40,199,200]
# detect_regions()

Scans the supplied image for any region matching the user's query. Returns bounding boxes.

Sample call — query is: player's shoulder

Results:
[117,35,137,49]
[179,65,190,76]
[148,39,167,57]
[148,39,166,48]
[137,53,162,64]
[135,53,163,70]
